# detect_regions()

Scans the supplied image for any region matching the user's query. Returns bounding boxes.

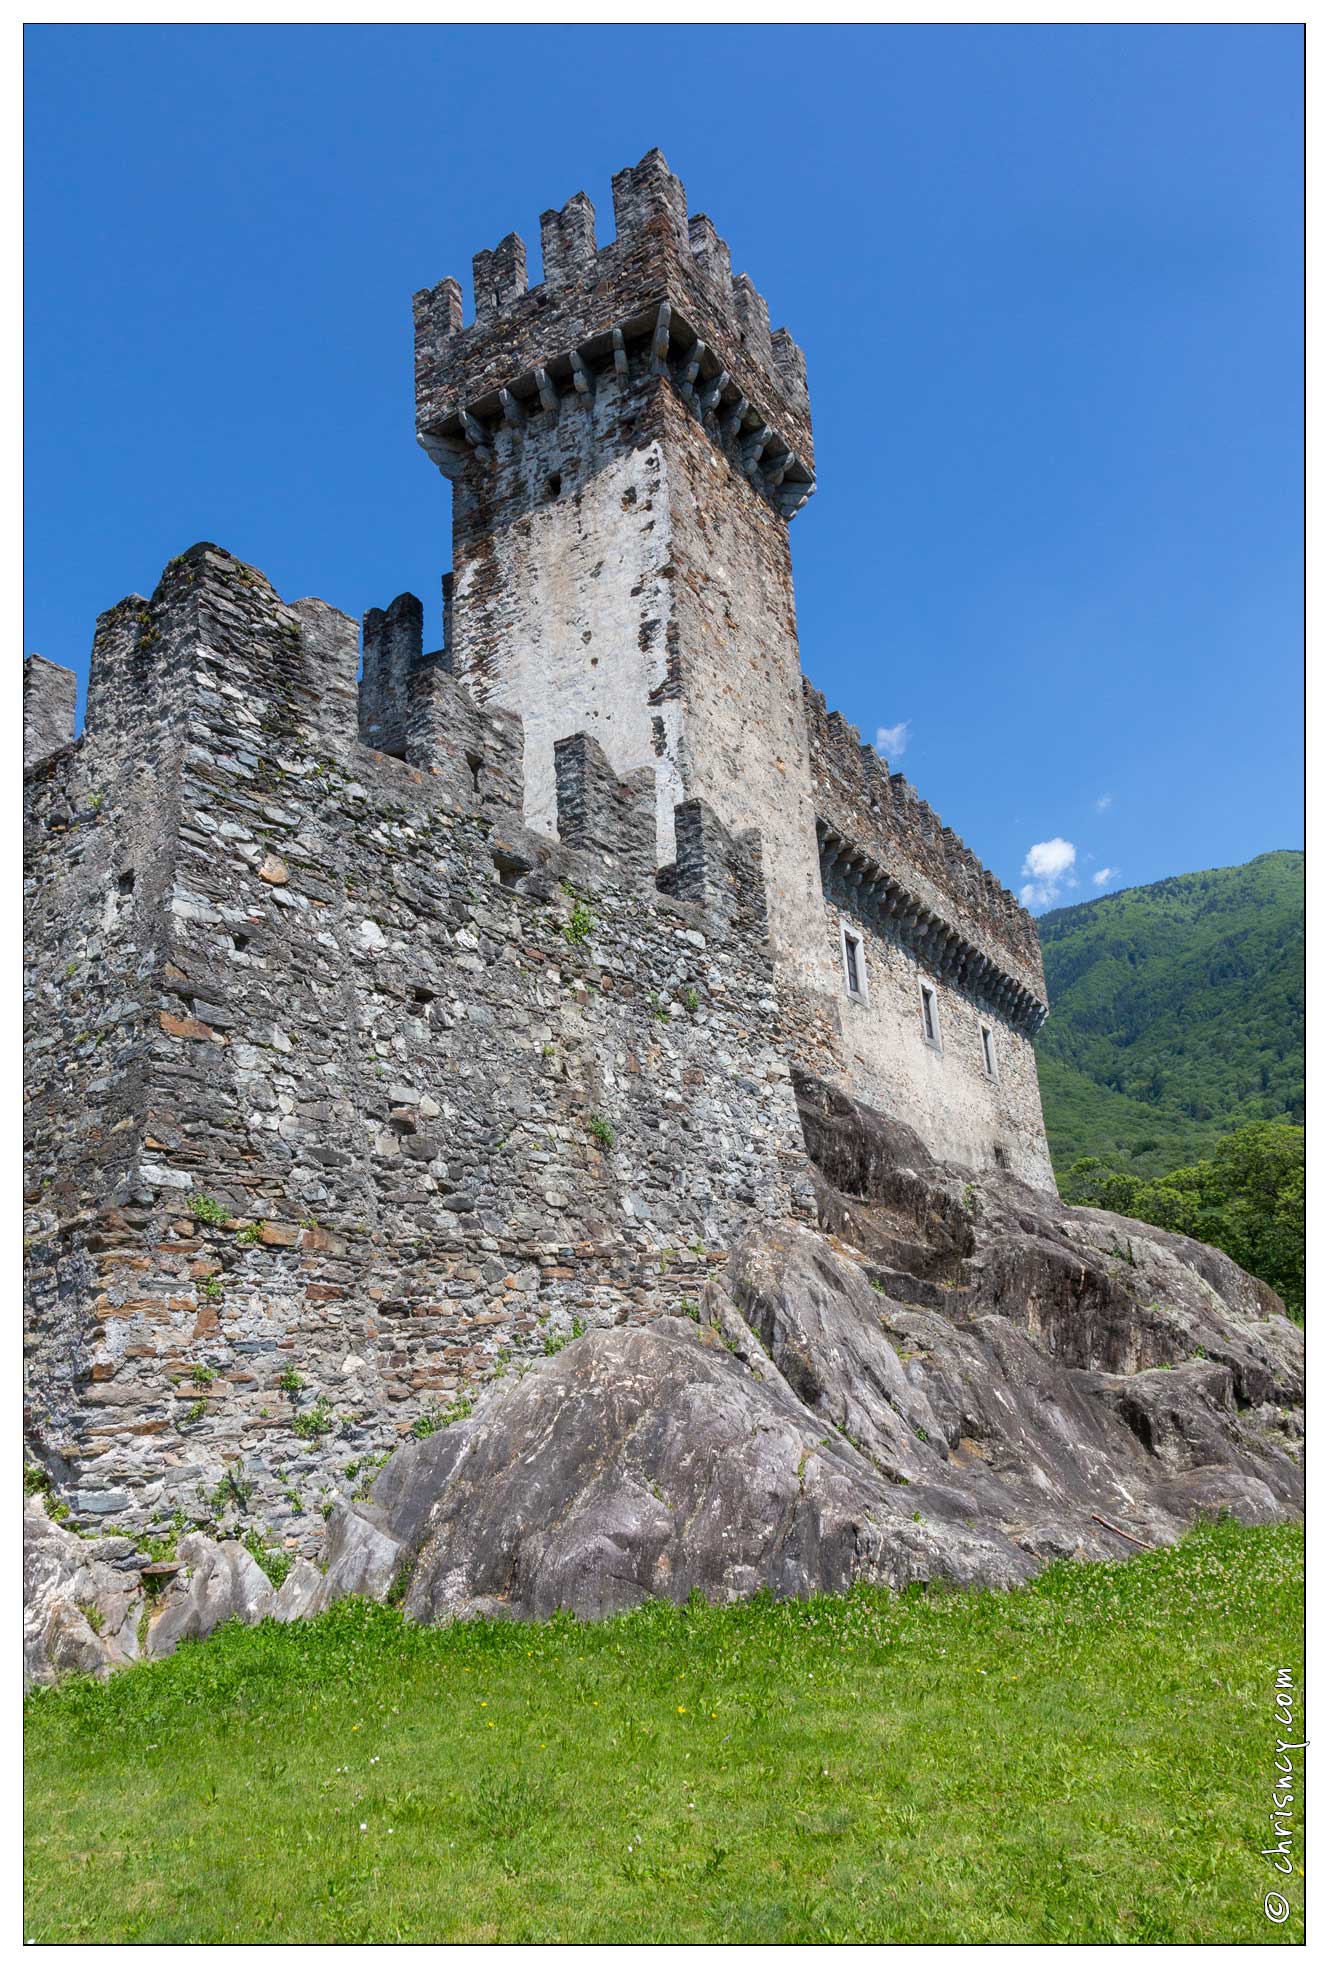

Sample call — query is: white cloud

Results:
[1094,793,1114,812]
[1023,838,1076,880]
[1092,866,1119,888]
[875,720,910,759]
[1019,837,1077,910]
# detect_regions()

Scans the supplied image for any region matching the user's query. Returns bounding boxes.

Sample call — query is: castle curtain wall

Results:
[817,902,1053,1188]
[23,546,808,1538]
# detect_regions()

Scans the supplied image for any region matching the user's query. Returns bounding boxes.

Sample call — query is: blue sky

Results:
[24,24,1303,909]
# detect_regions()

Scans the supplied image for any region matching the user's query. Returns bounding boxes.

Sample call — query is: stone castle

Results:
[23,151,1053,1541]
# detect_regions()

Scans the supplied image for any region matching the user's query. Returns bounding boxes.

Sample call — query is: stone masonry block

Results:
[24,655,77,770]
[554,733,658,883]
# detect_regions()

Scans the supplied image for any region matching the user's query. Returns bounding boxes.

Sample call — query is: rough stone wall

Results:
[447,376,682,848]
[447,371,832,1007]
[24,545,811,1545]
[24,586,208,1469]
[359,592,424,758]
[660,386,830,1000]
[801,685,1054,1184]
[815,902,1053,1188]
[424,150,832,1018]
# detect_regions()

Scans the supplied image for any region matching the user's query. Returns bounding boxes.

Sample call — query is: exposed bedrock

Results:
[23,1498,324,1687]
[302,1078,1299,1622]
[792,1070,1301,1408]
[24,1076,1302,1674]
[331,1314,1038,1627]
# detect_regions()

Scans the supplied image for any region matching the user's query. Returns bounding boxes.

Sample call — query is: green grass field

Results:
[24,1521,1303,1944]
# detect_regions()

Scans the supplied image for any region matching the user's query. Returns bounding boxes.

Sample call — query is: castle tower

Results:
[412,148,831,998]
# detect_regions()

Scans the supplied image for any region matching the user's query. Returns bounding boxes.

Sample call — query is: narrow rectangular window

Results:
[920,982,938,1045]
[839,923,868,1003]
[981,1024,996,1077]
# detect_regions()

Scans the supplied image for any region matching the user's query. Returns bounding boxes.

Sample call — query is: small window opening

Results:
[920,982,940,1048]
[465,750,484,793]
[839,923,868,1003]
[981,1024,996,1078]
[412,985,435,1005]
[493,849,531,891]
[545,472,562,500]
[231,931,250,953]
[116,869,135,896]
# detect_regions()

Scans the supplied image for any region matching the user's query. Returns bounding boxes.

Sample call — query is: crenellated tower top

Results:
[413,148,814,519]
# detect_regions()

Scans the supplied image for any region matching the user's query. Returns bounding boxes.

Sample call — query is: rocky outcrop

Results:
[786,1072,1302,1547]
[24,1498,146,1686]
[23,1077,1303,1676]
[318,1316,1036,1624]
[144,1533,279,1659]
[727,1222,1298,1563]
[794,1070,1297,1382]
[312,1077,1301,1618]
[22,1498,295,1687]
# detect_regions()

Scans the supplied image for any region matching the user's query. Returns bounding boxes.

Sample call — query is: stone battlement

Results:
[26,541,769,927]
[803,682,1047,1014]
[24,541,811,1541]
[414,149,814,519]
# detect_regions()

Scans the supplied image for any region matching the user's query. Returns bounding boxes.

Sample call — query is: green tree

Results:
[1061,1123,1303,1321]
[1208,1122,1305,1317]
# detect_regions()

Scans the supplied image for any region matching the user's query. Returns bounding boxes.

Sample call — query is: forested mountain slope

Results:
[1035,851,1304,1177]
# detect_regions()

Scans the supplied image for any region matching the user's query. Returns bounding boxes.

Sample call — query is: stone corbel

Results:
[419,432,469,480]
[699,370,729,414]
[651,302,672,373]
[460,409,494,466]
[719,395,749,440]
[777,481,814,517]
